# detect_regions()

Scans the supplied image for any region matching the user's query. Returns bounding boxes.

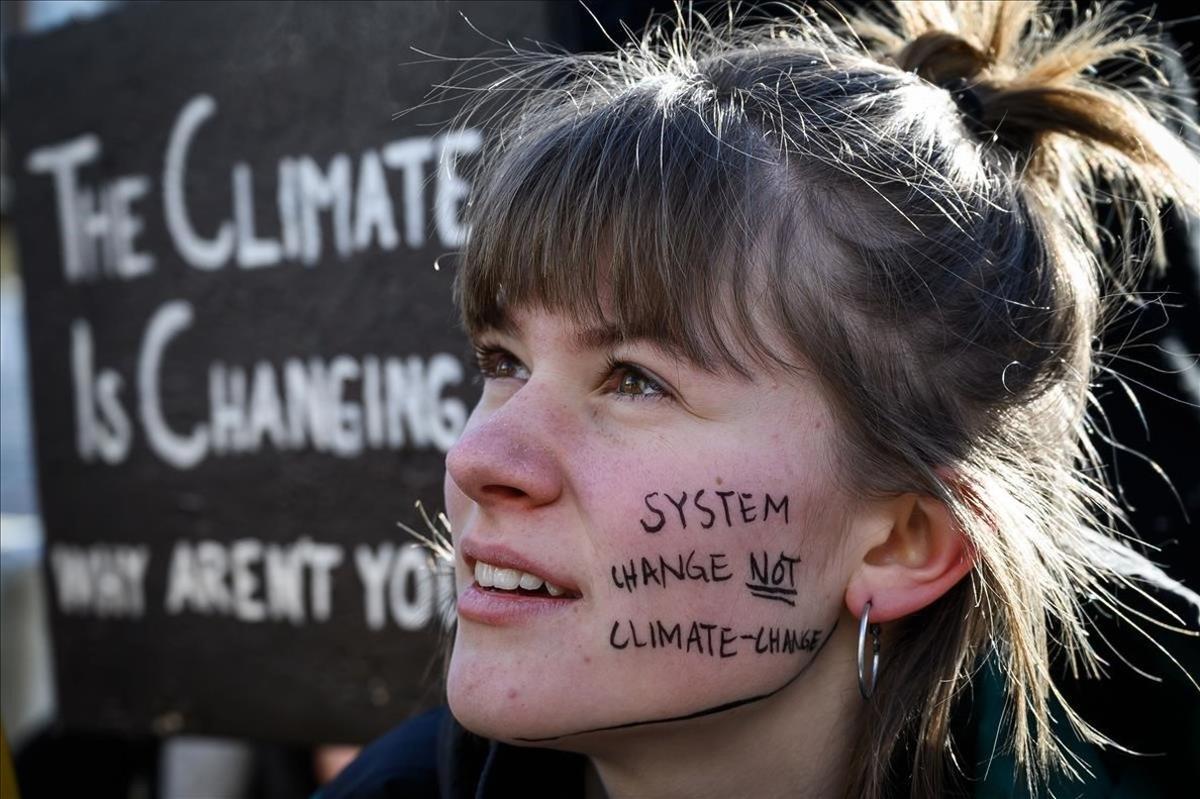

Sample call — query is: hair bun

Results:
[893,29,989,83]
[937,76,988,136]
[886,25,998,141]
[849,0,1199,263]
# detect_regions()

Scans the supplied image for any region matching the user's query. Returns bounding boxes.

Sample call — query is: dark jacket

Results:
[316,634,1200,799]
[315,704,584,799]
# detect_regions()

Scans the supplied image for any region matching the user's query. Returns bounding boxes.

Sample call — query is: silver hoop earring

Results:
[857,600,881,700]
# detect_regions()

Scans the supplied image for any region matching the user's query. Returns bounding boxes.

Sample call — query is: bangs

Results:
[456,82,797,375]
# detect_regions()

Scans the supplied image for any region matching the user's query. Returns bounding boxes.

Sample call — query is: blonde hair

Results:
[444,1,1200,795]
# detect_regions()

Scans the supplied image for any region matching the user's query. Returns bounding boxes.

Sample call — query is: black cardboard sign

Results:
[5,0,558,744]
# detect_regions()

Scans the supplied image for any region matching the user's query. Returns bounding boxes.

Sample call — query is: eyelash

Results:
[472,345,526,382]
[472,345,671,402]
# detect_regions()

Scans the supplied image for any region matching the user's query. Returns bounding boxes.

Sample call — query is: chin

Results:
[445,642,754,747]
[445,652,578,744]
[444,614,824,745]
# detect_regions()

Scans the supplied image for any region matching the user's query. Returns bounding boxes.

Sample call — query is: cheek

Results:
[443,467,468,529]
[442,470,468,555]
[594,471,845,647]
[447,442,848,742]
[446,405,849,739]
[579,442,842,587]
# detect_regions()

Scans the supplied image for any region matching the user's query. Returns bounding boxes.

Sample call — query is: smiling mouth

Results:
[472,559,581,599]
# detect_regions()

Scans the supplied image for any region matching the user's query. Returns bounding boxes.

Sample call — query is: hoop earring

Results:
[857,600,881,700]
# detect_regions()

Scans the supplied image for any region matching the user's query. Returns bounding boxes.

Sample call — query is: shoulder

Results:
[967,582,1200,798]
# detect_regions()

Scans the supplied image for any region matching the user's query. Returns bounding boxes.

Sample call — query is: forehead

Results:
[453,64,850,381]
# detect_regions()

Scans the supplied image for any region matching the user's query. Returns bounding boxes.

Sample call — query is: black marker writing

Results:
[516,618,840,742]
[738,493,757,523]
[764,493,789,524]
[716,490,735,526]
[610,618,737,659]
[610,550,732,593]
[610,618,823,659]
[746,550,801,606]
[665,491,689,528]
[640,492,666,533]
[740,626,822,654]
[638,488,790,533]
[694,489,716,528]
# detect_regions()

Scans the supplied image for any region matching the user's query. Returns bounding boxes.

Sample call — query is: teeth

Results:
[492,567,521,590]
[472,559,571,597]
[474,561,494,587]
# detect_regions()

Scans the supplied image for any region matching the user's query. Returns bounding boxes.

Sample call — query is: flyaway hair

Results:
[436,1,1200,795]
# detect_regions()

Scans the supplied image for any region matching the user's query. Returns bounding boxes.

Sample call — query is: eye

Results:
[608,361,670,401]
[474,345,528,381]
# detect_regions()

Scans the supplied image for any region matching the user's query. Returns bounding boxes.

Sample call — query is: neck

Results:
[581,610,863,799]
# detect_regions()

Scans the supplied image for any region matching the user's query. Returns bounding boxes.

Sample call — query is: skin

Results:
[443,305,972,798]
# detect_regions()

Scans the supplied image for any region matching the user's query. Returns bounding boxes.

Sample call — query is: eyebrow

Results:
[573,323,738,378]
[478,317,698,365]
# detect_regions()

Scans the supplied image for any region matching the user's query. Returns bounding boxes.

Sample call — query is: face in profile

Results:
[443,304,856,745]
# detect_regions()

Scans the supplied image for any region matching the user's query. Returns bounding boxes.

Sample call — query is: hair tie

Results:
[939,77,987,136]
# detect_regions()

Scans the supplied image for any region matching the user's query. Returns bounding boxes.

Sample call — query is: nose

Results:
[445,387,565,510]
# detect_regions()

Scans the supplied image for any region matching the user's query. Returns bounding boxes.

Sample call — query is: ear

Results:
[843,491,974,624]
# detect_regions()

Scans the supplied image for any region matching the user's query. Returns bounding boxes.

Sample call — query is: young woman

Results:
[322,1,1200,796]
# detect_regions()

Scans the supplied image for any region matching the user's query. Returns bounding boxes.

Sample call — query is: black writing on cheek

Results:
[715,491,735,526]
[719,626,738,658]
[607,619,725,657]
[740,627,823,654]
[642,557,664,587]
[665,491,689,529]
[656,620,682,648]
[684,550,711,582]
[661,555,684,582]
[612,561,638,593]
[746,551,802,606]
[609,618,824,659]
[635,488,789,532]
[738,493,757,524]
[610,620,629,649]
[694,490,716,529]
[763,493,789,524]
[641,492,666,533]
[519,618,839,742]
[688,622,717,654]
[609,551,730,593]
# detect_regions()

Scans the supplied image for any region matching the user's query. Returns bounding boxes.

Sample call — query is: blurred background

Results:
[0,1,1196,797]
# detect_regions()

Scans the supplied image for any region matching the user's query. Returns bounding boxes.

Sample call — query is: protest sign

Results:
[5,0,559,743]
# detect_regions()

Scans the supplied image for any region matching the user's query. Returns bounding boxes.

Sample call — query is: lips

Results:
[460,539,582,596]
[457,538,582,625]
[473,560,570,596]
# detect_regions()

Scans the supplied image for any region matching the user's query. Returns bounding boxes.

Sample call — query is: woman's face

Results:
[443,305,854,744]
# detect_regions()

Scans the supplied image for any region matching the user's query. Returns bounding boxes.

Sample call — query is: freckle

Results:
[583,656,591,664]
[715,476,723,485]
[507,689,518,700]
